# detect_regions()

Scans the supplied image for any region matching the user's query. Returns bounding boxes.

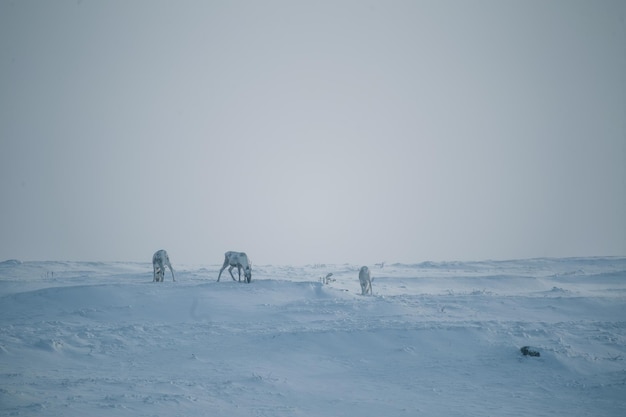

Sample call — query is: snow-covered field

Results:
[1,257,625,416]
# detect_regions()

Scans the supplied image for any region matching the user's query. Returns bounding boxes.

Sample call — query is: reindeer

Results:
[152,250,176,282]
[359,266,372,295]
[218,251,252,283]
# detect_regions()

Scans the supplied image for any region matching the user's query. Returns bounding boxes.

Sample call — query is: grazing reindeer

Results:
[218,251,252,283]
[152,250,176,282]
[359,266,372,295]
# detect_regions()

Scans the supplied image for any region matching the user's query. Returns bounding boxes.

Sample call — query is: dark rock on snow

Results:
[520,346,540,357]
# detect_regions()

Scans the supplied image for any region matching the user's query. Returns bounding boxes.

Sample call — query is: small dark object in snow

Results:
[521,346,540,357]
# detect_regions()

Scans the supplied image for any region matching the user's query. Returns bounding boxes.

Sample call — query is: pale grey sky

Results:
[1,0,625,265]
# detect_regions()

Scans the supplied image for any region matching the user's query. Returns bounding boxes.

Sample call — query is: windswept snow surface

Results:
[1,258,625,416]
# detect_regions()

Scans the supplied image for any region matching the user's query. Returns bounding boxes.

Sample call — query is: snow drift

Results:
[1,257,625,416]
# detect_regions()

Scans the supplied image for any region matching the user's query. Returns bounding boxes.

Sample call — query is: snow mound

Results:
[1,257,625,416]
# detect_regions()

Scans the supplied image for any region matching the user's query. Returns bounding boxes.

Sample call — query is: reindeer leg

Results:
[228,265,237,281]
[167,261,176,282]
[217,266,225,282]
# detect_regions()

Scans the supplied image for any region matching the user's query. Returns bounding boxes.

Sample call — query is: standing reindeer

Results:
[152,250,176,282]
[218,251,252,283]
[359,266,372,295]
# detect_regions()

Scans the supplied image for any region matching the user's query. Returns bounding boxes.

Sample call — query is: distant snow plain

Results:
[1,257,625,416]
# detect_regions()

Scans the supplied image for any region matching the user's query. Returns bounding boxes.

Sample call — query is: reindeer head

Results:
[155,267,164,282]
[244,265,252,283]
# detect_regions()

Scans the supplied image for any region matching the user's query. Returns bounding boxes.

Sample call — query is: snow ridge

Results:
[1,257,625,416]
